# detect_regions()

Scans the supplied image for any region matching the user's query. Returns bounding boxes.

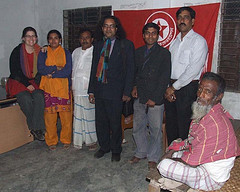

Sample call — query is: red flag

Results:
[114,3,220,72]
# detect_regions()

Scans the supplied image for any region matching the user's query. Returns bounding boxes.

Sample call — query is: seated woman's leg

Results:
[16,91,33,130]
[32,89,45,132]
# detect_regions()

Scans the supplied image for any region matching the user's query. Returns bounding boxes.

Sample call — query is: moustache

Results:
[196,97,209,106]
[179,23,186,27]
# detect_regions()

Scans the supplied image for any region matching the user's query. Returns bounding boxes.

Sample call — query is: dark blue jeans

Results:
[16,89,45,132]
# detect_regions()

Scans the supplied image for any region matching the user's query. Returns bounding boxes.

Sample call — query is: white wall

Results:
[0,0,39,79]
[35,0,171,47]
[0,0,239,119]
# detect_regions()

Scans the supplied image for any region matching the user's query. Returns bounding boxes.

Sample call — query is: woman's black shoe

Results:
[31,130,45,141]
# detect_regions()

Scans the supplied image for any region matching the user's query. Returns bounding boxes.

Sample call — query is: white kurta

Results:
[72,46,97,148]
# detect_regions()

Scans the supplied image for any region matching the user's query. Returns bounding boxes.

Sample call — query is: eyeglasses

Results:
[103,24,116,29]
[25,35,37,39]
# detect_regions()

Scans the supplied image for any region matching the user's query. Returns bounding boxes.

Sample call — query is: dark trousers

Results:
[165,81,198,145]
[16,89,45,132]
[95,98,123,154]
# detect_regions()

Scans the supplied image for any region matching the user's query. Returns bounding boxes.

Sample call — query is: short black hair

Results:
[79,28,93,38]
[47,29,62,41]
[142,23,160,34]
[201,72,226,96]
[176,7,196,19]
[22,26,38,38]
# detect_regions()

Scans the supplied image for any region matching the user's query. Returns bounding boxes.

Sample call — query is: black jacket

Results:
[134,43,171,105]
[88,39,135,100]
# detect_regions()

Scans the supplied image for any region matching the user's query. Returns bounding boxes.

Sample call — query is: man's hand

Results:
[122,95,131,102]
[161,149,175,160]
[41,46,48,53]
[89,94,95,104]
[165,86,176,102]
[131,86,138,98]
[146,99,155,107]
[27,85,35,92]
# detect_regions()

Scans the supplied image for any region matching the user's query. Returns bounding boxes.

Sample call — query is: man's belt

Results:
[170,79,199,84]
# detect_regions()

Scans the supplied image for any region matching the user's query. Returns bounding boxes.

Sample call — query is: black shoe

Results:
[111,153,120,162]
[31,130,45,141]
[94,149,106,159]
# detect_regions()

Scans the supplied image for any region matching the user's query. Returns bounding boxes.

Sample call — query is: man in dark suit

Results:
[129,23,171,170]
[88,15,135,162]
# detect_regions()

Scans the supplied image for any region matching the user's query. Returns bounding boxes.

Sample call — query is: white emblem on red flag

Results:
[145,11,177,48]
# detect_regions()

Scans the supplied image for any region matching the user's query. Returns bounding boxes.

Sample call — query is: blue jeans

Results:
[16,90,45,132]
[133,99,164,163]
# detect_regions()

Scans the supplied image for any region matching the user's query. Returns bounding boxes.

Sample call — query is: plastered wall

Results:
[1,0,239,119]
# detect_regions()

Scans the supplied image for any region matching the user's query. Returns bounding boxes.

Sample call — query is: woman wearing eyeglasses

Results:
[7,26,45,141]
[38,29,72,151]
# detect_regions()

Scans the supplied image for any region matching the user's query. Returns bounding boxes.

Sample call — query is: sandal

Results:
[63,144,70,150]
[49,145,57,151]
[88,143,98,151]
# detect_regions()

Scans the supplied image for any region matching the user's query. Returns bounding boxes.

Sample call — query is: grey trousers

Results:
[133,99,164,163]
[16,90,45,132]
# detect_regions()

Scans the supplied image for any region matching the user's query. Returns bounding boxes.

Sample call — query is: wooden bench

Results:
[0,98,33,154]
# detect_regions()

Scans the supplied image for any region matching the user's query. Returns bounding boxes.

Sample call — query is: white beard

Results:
[191,101,212,123]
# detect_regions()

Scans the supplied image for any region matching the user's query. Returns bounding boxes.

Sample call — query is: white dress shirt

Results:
[72,46,93,96]
[170,29,208,90]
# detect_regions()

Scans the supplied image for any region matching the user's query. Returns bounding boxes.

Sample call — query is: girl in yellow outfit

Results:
[38,30,72,150]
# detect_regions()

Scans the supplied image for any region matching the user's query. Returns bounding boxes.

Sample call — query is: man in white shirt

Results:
[165,7,208,145]
[72,29,97,150]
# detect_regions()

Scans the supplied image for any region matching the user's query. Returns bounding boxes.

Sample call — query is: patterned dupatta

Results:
[20,43,40,78]
[39,46,69,99]
[96,38,111,83]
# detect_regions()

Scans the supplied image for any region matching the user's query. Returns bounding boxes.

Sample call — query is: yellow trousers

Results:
[44,111,72,146]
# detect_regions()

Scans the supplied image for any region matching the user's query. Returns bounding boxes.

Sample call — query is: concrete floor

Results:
[0,128,151,192]
[1,119,239,192]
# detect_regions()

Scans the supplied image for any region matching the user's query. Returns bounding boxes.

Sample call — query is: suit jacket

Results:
[88,39,135,100]
[134,43,171,105]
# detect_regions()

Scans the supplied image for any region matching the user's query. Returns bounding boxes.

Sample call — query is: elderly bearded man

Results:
[157,72,240,191]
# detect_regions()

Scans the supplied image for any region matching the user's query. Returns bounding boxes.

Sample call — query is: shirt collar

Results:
[81,45,93,51]
[177,29,194,41]
[145,42,157,51]
[103,36,116,41]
